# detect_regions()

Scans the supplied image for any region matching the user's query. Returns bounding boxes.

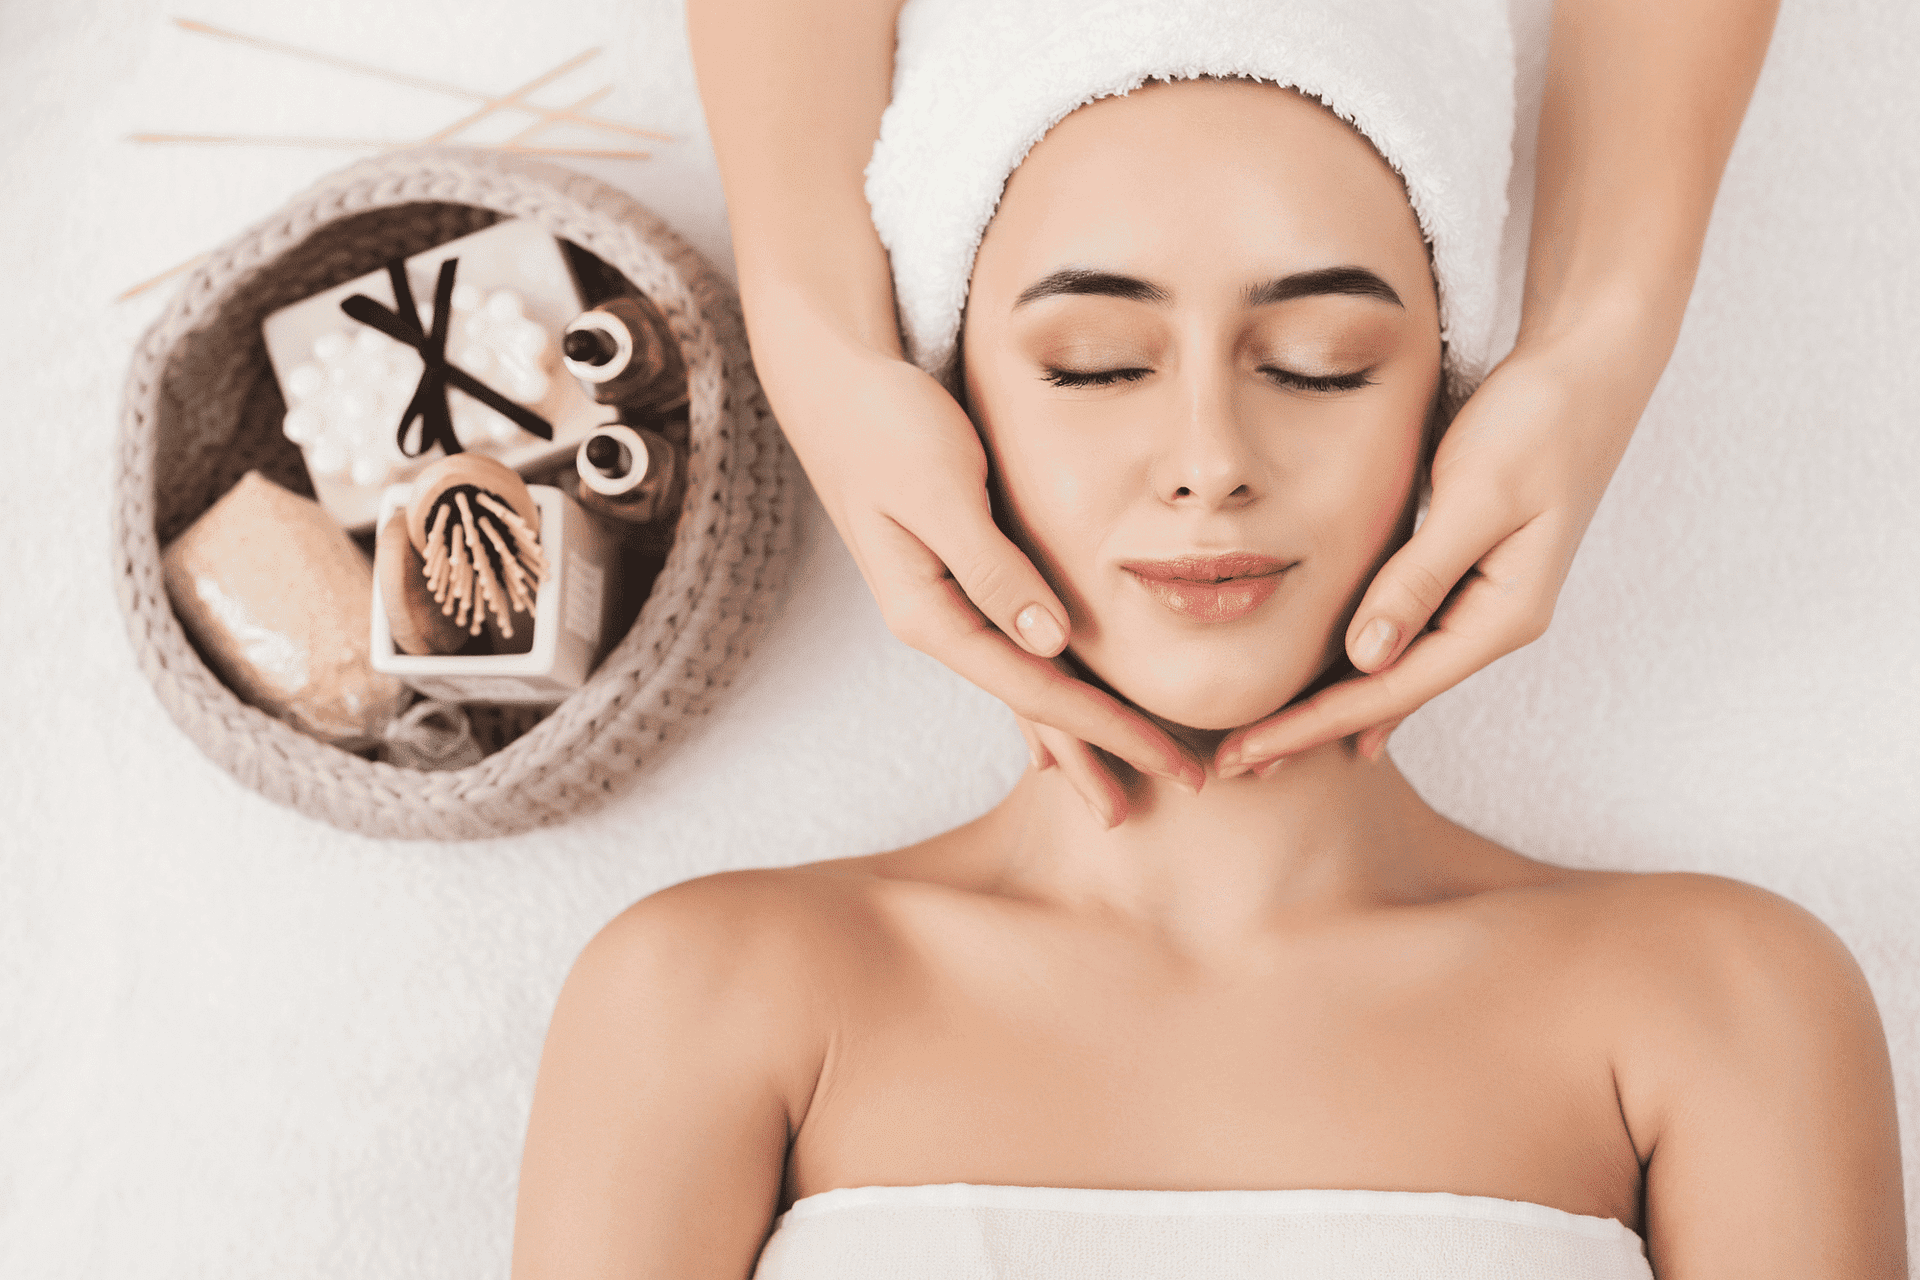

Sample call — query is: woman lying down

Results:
[511,31,1906,1280]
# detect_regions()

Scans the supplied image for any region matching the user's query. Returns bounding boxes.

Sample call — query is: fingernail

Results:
[1028,744,1045,772]
[1355,618,1398,670]
[1147,761,1202,795]
[1256,757,1286,779]
[1216,757,1250,780]
[1016,605,1066,656]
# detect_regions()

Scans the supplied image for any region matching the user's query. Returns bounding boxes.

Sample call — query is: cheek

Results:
[972,342,1129,598]
[1311,393,1429,549]
[994,442,1113,598]
[1289,411,1427,628]
[1357,445,1422,550]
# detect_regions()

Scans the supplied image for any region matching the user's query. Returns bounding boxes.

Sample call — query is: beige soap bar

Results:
[163,471,408,749]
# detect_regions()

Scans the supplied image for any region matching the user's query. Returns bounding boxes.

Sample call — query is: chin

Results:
[1072,647,1323,736]
[1129,687,1297,735]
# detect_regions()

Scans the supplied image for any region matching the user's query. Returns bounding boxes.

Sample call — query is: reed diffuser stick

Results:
[173,17,672,141]
[127,133,649,160]
[117,253,208,302]
[503,85,613,147]
[421,47,604,144]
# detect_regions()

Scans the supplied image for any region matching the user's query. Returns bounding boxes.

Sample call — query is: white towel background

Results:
[0,1,1913,1277]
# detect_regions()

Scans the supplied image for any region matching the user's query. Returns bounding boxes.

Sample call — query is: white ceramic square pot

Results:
[369,481,612,703]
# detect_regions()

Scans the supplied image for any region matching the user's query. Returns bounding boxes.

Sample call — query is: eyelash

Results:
[1259,366,1377,394]
[1040,366,1376,393]
[1042,367,1150,388]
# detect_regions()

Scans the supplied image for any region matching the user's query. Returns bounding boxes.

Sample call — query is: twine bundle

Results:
[114,147,802,840]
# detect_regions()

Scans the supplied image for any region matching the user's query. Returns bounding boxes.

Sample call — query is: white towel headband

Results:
[866,0,1515,394]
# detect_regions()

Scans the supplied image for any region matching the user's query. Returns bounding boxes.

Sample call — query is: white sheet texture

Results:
[752,1185,1654,1280]
[1,1,1915,1277]
[867,0,1513,389]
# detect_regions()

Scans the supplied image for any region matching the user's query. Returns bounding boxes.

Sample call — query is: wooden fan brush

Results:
[379,454,548,654]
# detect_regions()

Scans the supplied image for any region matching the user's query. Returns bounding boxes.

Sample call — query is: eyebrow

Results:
[1014,268,1169,308]
[1246,266,1402,309]
[1012,265,1403,310]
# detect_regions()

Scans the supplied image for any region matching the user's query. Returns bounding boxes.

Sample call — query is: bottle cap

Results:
[562,327,619,367]
[560,309,634,384]
[576,424,652,496]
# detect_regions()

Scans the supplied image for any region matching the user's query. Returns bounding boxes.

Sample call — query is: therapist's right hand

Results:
[785,345,1206,825]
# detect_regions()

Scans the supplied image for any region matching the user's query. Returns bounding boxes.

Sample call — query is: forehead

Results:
[973,78,1431,306]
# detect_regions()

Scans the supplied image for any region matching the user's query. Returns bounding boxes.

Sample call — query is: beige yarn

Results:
[113,147,802,840]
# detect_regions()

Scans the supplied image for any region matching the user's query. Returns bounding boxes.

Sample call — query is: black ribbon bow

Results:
[339,257,554,460]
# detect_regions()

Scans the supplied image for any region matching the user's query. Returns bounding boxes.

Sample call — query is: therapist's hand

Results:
[795,347,1207,821]
[1213,0,1784,776]
[1214,341,1640,776]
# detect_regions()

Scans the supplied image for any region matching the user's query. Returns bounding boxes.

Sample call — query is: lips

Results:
[1120,552,1292,623]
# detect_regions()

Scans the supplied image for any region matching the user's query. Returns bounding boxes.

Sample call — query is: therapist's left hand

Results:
[1213,340,1643,776]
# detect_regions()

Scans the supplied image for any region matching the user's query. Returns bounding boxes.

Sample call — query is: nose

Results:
[1152,361,1261,512]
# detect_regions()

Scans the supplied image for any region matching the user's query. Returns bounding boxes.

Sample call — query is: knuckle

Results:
[1515,601,1554,645]
[880,594,942,654]
[952,546,1021,617]
[1013,667,1089,727]
[1395,561,1457,616]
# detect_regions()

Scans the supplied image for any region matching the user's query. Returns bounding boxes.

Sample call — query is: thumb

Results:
[1345,494,1505,673]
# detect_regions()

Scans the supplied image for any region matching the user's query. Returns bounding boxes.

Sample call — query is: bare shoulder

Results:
[1543,871,1884,1068]
[516,862,912,1279]
[1545,872,1905,1275]
[586,859,905,1008]
[1559,870,1876,1012]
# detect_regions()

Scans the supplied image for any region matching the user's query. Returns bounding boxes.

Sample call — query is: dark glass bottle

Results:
[559,295,689,422]
[571,424,686,555]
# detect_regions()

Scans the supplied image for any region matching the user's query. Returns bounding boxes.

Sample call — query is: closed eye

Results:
[1042,366,1152,388]
[1261,366,1376,394]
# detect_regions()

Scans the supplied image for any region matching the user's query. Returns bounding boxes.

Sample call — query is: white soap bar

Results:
[262,219,616,533]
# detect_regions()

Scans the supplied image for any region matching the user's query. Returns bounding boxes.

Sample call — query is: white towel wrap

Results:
[753,1184,1655,1279]
[866,0,1516,394]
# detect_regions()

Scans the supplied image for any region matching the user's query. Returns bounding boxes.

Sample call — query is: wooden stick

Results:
[422,47,604,144]
[128,133,409,150]
[127,132,648,159]
[475,494,548,580]
[173,17,672,141]
[116,252,208,302]
[494,144,651,160]
[425,505,454,602]
[503,85,612,147]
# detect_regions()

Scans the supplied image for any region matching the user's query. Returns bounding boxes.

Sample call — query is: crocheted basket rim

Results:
[113,146,801,840]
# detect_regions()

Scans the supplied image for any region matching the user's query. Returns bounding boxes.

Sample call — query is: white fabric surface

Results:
[0,1,1914,1277]
[867,0,1513,389]
[752,1185,1654,1279]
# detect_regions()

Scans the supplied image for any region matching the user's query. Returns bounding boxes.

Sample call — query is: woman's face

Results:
[963,78,1443,733]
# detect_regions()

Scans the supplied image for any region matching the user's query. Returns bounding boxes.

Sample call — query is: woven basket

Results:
[114,147,801,840]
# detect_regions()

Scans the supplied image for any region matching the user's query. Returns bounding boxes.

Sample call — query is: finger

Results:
[1220,567,1548,769]
[1354,716,1408,764]
[873,485,1075,661]
[1036,721,1129,830]
[1220,629,1475,771]
[1345,486,1521,673]
[1013,714,1055,773]
[878,567,1205,788]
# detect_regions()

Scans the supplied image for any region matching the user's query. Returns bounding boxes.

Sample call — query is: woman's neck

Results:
[974,738,1479,960]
